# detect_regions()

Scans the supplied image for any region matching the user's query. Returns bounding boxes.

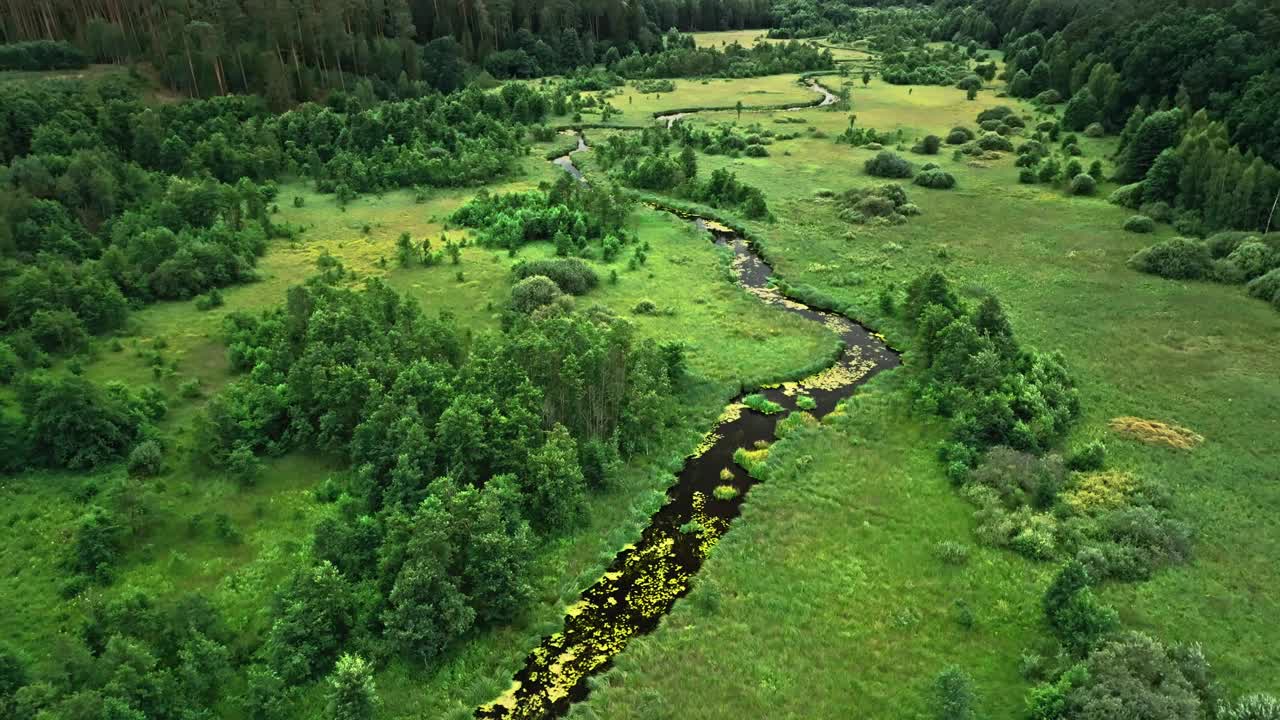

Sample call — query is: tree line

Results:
[0,0,775,98]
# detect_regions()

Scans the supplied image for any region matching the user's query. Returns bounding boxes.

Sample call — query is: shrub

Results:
[179,379,202,399]
[631,299,658,315]
[511,258,599,295]
[796,395,817,410]
[509,275,564,315]
[1069,173,1097,196]
[976,106,1015,124]
[1123,215,1156,234]
[1069,632,1209,720]
[932,666,977,720]
[1066,440,1107,472]
[1035,89,1063,105]
[935,540,971,565]
[1043,560,1118,656]
[1109,183,1144,209]
[1220,694,1280,720]
[915,169,957,190]
[713,485,739,501]
[864,151,914,178]
[975,132,1013,152]
[1127,238,1212,279]
[946,127,974,145]
[1206,231,1263,258]
[1019,168,1037,184]
[744,144,769,157]
[1139,201,1174,223]
[969,447,1067,509]
[913,135,942,155]
[1223,242,1278,281]
[1084,122,1105,138]
[194,289,225,311]
[127,440,164,477]
[1172,210,1205,238]
[1246,268,1280,305]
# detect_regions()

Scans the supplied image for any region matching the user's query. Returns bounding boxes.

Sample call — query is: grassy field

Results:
[572,73,821,127]
[562,57,1280,716]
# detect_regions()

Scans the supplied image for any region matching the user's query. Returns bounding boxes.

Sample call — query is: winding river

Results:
[476,116,898,719]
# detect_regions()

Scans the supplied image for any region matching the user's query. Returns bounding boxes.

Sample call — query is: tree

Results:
[382,496,474,665]
[327,654,378,720]
[522,424,586,534]
[862,70,871,85]
[1010,69,1033,98]
[735,99,743,119]
[905,270,961,325]
[265,561,357,683]
[1117,109,1183,183]
[396,232,416,267]
[680,144,698,181]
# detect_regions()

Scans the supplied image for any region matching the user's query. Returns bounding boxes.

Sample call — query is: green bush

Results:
[1035,89,1063,105]
[946,127,975,144]
[913,135,942,155]
[744,144,769,157]
[931,665,977,720]
[1109,183,1145,209]
[1123,215,1156,233]
[915,169,957,189]
[511,257,599,295]
[1206,231,1266,259]
[1066,440,1107,472]
[975,132,1013,152]
[1219,693,1280,720]
[1069,173,1097,196]
[509,275,565,315]
[1019,168,1037,184]
[1223,242,1278,282]
[796,395,817,411]
[864,150,914,178]
[631,299,658,315]
[1127,238,1212,279]
[127,439,164,477]
[1246,268,1280,305]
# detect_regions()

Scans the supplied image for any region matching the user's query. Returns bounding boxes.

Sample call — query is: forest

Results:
[1,1,1279,720]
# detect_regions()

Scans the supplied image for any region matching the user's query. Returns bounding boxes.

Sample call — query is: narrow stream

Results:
[476,131,898,720]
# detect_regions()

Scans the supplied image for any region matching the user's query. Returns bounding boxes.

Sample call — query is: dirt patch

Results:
[1109,416,1204,449]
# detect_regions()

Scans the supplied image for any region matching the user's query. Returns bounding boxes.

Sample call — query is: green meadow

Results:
[561,50,1280,717]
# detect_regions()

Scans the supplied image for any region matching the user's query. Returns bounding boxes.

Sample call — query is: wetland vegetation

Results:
[1,2,1278,719]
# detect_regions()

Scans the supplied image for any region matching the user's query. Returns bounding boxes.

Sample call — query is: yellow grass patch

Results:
[1109,416,1204,449]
